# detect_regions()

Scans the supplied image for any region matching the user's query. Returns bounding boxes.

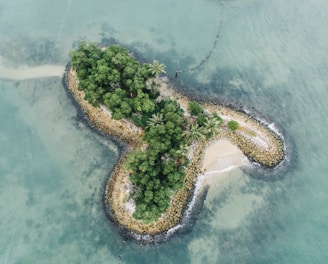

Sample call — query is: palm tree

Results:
[183,123,206,143]
[131,183,142,200]
[203,116,221,138]
[148,60,166,77]
[147,113,164,127]
[176,144,190,156]
[161,153,171,164]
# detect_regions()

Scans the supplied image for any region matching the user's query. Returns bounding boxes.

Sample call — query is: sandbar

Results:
[0,59,64,80]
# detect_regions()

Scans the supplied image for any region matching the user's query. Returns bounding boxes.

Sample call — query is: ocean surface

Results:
[1,0,328,263]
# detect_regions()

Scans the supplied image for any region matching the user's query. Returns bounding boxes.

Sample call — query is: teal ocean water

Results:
[1,0,328,263]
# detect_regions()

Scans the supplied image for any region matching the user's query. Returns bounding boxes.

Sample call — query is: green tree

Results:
[228,120,239,131]
[148,60,166,77]
[184,123,205,142]
[147,113,164,127]
[188,101,203,116]
[203,116,222,138]
[176,144,189,156]
[196,113,207,126]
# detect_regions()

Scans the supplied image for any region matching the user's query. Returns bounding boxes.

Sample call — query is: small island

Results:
[65,42,285,241]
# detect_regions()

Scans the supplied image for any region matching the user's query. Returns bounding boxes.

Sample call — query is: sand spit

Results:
[65,68,285,241]
[0,61,65,80]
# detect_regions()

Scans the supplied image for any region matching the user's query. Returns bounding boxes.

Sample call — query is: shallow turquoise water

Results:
[1,0,328,263]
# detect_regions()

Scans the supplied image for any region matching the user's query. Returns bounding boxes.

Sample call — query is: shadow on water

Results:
[209,175,297,264]
[0,35,65,66]
[186,164,300,263]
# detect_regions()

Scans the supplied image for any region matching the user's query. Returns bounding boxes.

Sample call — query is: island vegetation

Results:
[70,41,227,222]
[66,41,285,237]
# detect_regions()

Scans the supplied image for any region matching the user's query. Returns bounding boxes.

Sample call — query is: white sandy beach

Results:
[199,139,250,189]
[188,140,252,222]
[202,139,250,174]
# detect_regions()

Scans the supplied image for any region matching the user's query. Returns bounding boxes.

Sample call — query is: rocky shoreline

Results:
[65,67,285,243]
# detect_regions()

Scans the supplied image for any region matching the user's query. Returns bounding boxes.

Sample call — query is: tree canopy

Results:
[228,120,239,131]
[70,41,157,116]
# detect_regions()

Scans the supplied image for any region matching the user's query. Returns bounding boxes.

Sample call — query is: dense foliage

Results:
[70,41,159,120]
[70,42,222,222]
[127,100,189,221]
[188,101,203,116]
